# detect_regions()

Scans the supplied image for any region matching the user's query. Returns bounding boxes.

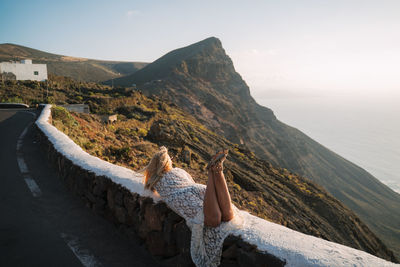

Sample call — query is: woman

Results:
[142,146,241,267]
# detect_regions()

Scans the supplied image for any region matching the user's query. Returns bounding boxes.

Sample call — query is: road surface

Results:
[0,109,162,266]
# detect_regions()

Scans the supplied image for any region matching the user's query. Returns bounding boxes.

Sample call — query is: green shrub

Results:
[1,96,24,103]
[83,141,94,150]
[107,124,115,132]
[107,146,132,161]
[51,106,78,128]
[137,128,148,137]
[46,96,55,104]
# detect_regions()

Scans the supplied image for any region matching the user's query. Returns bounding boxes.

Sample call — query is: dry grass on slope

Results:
[50,102,397,263]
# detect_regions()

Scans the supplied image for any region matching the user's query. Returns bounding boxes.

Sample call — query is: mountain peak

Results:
[185,36,222,50]
[198,36,221,43]
[111,37,274,143]
[112,36,237,86]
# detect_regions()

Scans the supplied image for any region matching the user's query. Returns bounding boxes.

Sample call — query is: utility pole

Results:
[78,76,81,95]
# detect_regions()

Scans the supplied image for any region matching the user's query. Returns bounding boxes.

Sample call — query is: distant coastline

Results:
[257,94,400,194]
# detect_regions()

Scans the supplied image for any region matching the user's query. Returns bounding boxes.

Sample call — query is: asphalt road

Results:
[0,109,162,267]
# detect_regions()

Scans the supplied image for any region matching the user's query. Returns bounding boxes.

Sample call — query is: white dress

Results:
[154,167,243,267]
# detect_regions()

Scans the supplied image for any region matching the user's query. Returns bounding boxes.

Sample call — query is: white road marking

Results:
[16,111,99,265]
[17,111,99,266]
[16,122,42,198]
[61,233,100,267]
[16,140,23,150]
[17,122,32,152]
[17,157,29,174]
[23,176,42,197]
[19,126,29,139]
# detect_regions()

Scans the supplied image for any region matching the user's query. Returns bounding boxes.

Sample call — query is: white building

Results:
[0,59,48,81]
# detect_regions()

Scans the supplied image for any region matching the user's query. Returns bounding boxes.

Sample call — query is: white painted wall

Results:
[0,60,48,81]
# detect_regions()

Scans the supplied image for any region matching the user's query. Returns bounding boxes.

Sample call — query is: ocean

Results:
[256,94,400,194]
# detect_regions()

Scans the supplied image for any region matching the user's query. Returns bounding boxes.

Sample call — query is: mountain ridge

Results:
[0,43,148,82]
[49,88,397,262]
[2,40,398,261]
[111,37,400,259]
[0,70,397,262]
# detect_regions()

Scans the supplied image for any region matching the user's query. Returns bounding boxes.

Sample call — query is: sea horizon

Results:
[255,92,400,195]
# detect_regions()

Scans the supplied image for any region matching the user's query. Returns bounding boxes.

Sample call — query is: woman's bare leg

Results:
[203,169,222,227]
[211,165,234,222]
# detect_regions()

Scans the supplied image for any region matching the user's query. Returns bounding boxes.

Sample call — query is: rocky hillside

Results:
[50,92,396,262]
[1,75,397,262]
[0,43,147,82]
[111,37,400,259]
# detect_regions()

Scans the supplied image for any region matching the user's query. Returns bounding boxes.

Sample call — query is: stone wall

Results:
[35,110,286,267]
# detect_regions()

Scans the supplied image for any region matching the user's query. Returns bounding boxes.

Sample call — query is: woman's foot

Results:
[207,149,228,170]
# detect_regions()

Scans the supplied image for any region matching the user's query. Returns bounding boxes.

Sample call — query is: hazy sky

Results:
[1,0,400,98]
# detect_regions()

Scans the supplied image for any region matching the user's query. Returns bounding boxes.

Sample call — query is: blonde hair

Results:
[141,146,172,191]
